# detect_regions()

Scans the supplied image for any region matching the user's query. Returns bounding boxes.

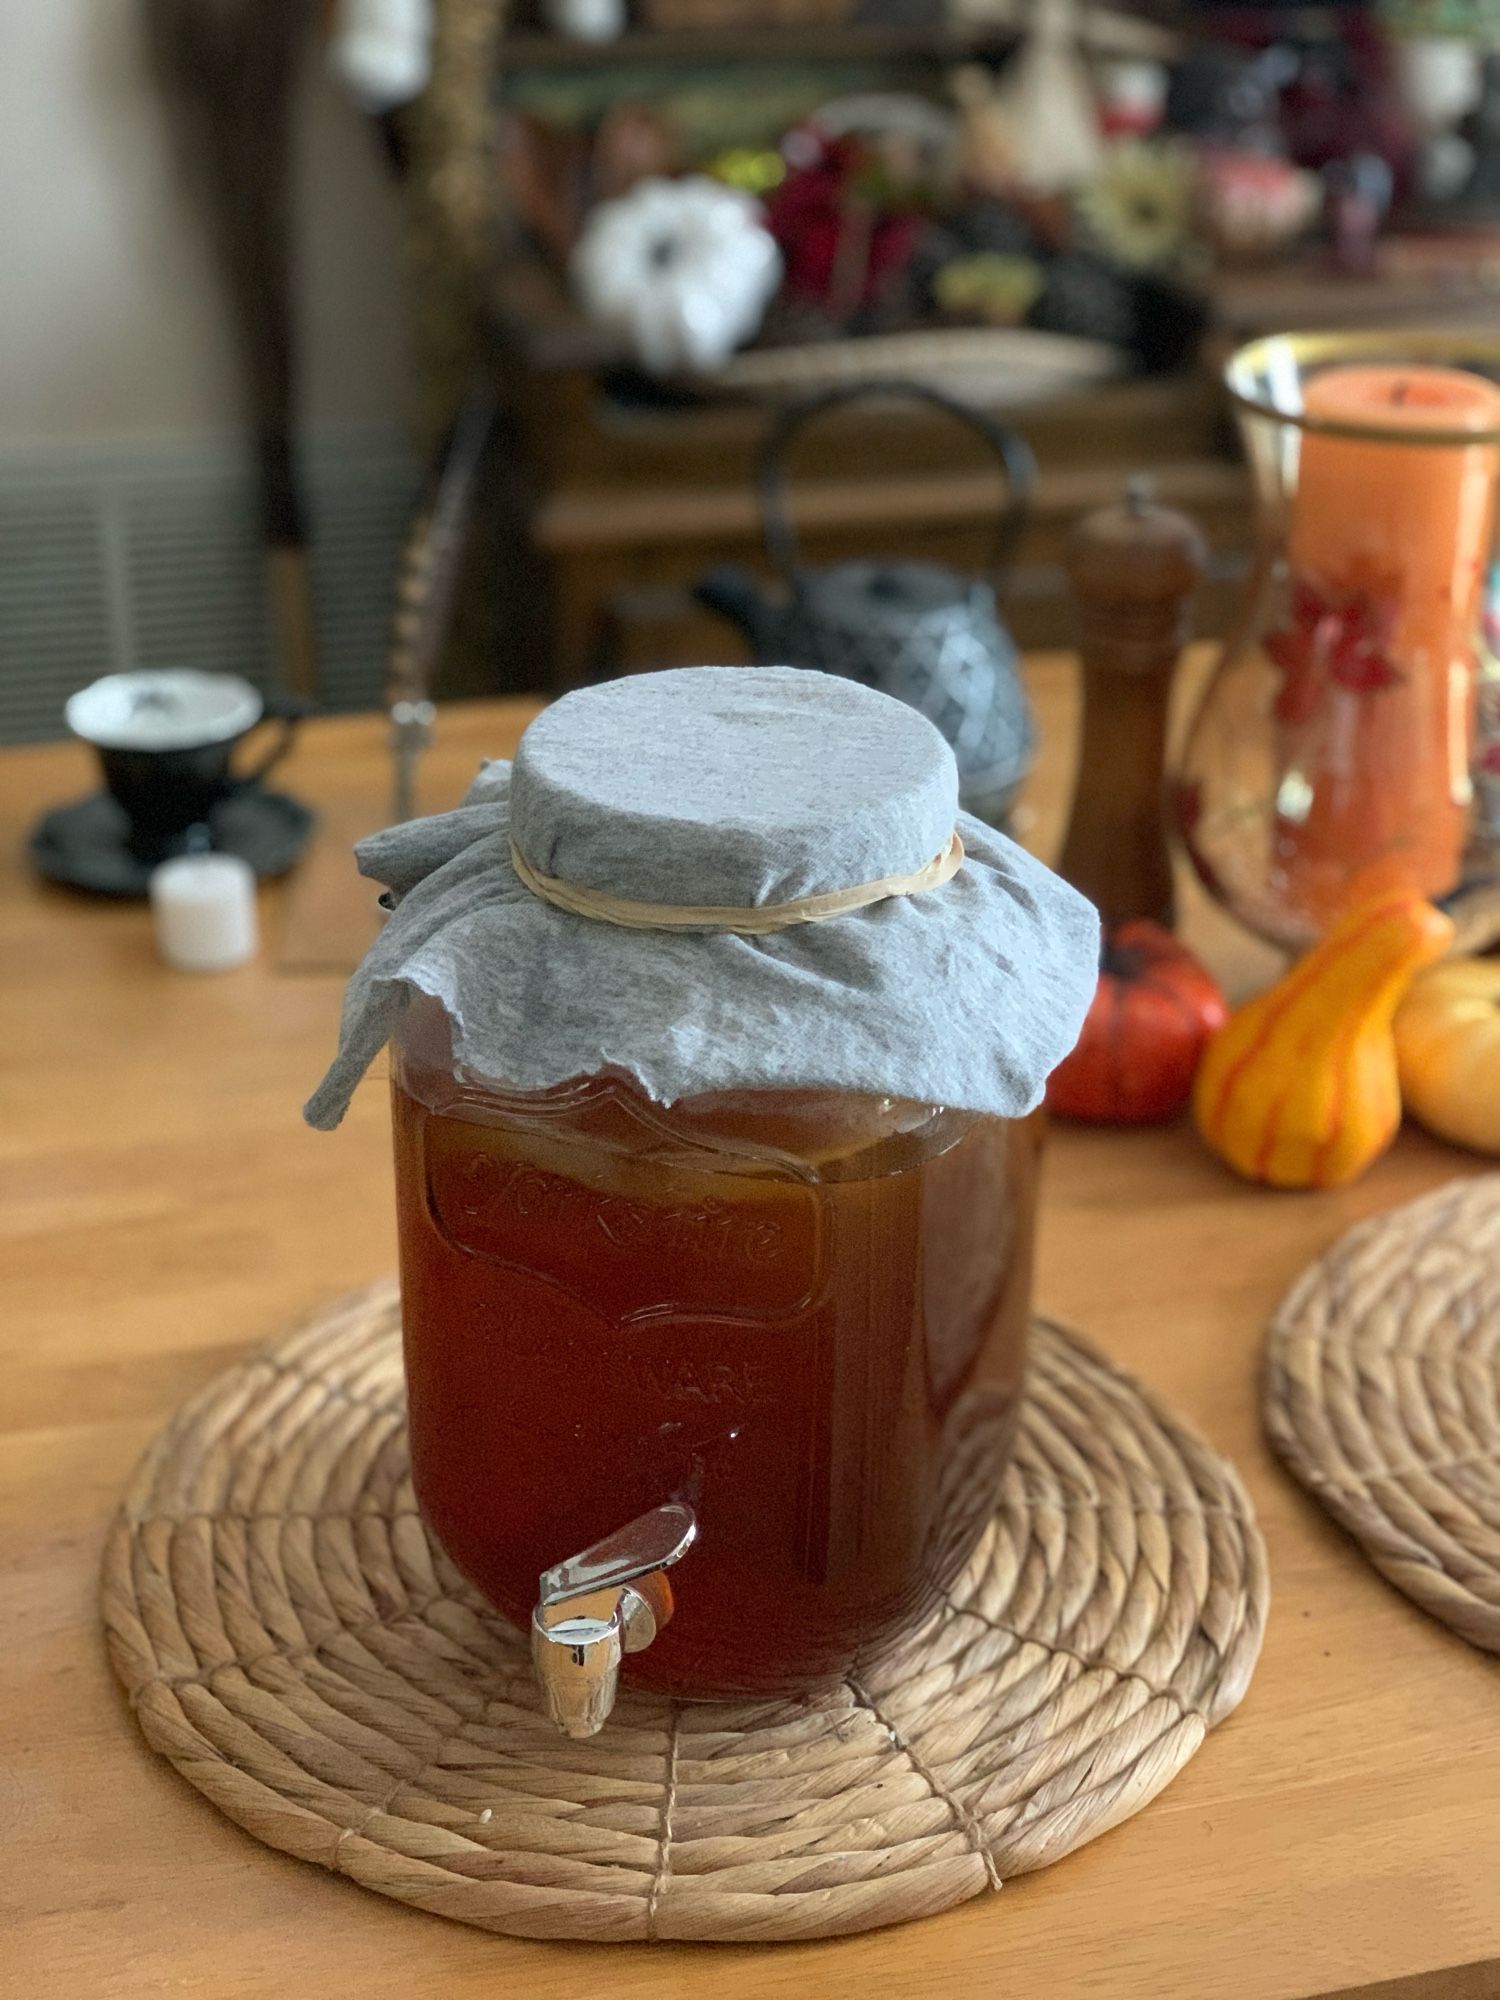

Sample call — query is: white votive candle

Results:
[149,854,259,972]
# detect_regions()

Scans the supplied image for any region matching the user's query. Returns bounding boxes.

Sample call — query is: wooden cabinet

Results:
[513,367,1249,684]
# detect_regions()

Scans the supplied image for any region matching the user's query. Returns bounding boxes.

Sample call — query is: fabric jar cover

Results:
[305,667,1099,1128]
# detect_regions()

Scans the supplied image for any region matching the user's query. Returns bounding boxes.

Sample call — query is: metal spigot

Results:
[531,1502,697,1739]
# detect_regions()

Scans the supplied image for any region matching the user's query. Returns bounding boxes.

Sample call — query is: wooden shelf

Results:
[501,22,1018,69]
[532,455,1248,552]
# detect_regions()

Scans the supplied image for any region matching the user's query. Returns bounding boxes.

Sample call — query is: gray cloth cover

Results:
[305,666,1098,1128]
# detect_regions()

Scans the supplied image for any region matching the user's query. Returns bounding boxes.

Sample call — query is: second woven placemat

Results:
[104,1283,1267,1943]
[1266,1175,1500,1654]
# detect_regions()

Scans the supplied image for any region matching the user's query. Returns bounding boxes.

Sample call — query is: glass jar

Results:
[306,663,1097,1734]
[391,997,1038,1701]
[1176,331,1500,949]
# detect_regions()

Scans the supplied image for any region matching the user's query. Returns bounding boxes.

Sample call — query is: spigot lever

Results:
[532,1502,697,1739]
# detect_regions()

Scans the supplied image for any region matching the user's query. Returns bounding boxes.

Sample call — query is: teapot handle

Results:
[756,379,1036,590]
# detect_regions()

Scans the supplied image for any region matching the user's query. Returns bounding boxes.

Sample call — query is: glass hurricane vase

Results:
[1175,330,1500,949]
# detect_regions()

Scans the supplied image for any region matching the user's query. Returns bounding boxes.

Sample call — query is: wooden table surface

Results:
[4,660,1498,2000]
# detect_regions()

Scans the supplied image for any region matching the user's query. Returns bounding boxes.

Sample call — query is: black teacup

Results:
[65,670,303,865]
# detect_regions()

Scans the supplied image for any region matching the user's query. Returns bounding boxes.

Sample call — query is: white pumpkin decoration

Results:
[570,176,782,377]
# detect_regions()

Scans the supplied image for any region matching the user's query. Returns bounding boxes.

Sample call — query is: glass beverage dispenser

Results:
[307,667,1097,1736]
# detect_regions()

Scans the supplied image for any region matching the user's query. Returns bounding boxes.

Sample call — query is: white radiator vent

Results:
[0,426,420,742]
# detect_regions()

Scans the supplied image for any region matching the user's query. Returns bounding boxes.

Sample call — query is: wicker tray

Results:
[104,1282,1267,1943]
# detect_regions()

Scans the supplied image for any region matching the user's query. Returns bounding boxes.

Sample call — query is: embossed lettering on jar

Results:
[394,1000,1042,1695]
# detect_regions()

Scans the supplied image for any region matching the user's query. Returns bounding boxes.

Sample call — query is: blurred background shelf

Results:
[500,23,1022,70]
[361,0,1500,707]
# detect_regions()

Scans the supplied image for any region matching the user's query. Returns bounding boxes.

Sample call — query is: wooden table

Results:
[4,662,1498,2000]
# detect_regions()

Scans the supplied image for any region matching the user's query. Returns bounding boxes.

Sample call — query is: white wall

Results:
[0,0,409,446]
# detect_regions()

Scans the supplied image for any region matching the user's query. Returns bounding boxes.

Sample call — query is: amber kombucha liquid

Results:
[392,1030,1037,1698]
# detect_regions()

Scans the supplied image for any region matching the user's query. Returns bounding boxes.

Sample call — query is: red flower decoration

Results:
[764,130,921,313]
[1266,575,1402,725]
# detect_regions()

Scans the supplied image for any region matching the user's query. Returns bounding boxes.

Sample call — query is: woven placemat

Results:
[103,1282,1267,1943]
[1266,1176,1500,1655]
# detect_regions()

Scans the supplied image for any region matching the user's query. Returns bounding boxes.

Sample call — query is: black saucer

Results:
[29,786,317,898]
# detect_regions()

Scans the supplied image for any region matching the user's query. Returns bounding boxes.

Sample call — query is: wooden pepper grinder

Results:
[1059,479,1207,931]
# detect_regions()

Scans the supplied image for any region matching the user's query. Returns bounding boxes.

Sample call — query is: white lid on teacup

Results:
[65,670,262,752]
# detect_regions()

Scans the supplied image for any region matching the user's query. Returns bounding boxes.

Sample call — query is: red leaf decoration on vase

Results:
[1266,574,1402,725]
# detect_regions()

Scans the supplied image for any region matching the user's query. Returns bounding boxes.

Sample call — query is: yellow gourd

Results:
[1395,957,1500,1155]
[1193,889,1453,1188]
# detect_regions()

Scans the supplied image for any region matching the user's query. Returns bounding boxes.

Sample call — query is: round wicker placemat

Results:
[103,1283,1267,1943]
[1266,1176,1500,1655]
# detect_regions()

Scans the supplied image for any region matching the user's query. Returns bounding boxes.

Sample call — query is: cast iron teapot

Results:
[696,381,1038,825]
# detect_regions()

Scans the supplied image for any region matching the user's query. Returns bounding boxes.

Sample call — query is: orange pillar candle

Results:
[1270,363,1500,926]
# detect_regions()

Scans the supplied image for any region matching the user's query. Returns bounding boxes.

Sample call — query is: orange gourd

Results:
[1394,957,1500,1155]
[1193,889,1453,1188]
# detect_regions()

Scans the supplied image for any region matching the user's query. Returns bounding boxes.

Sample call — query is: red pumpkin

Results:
[1047,919,1228,1124]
